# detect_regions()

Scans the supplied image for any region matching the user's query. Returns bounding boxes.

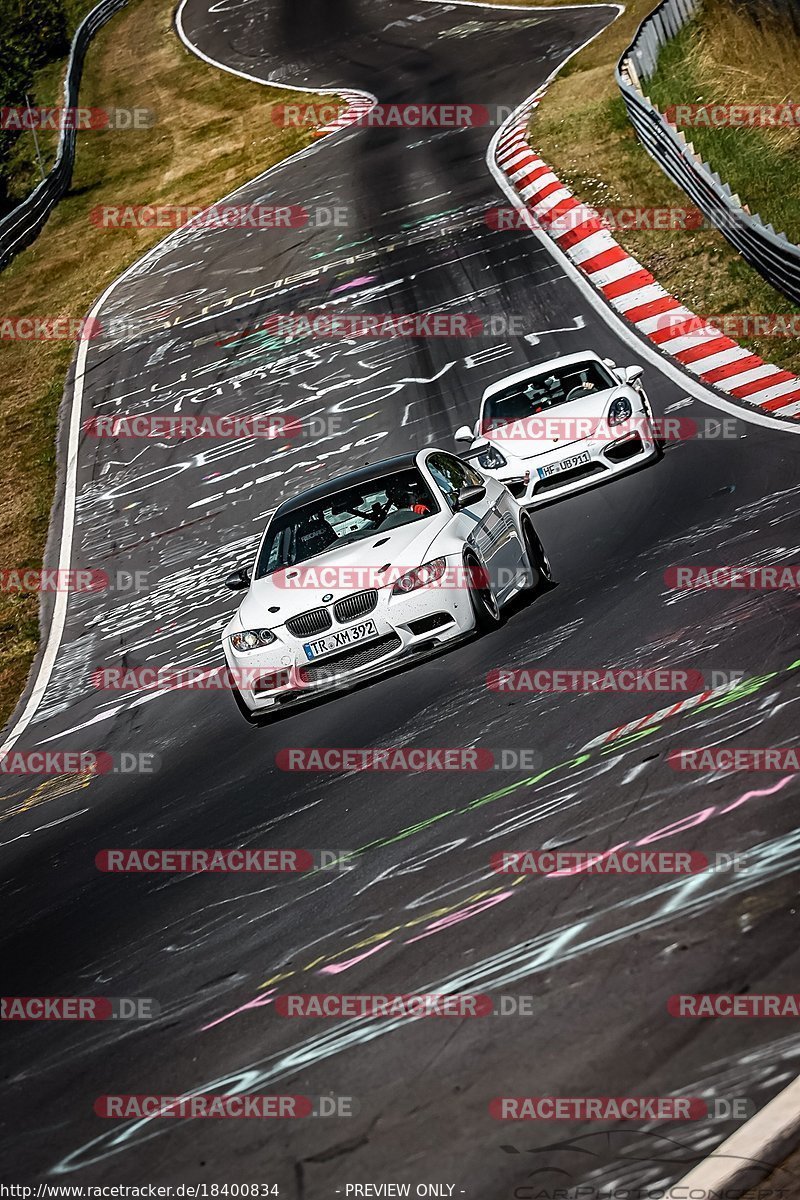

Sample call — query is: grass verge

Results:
[529,0,800,374]
[5,0,103,203]
[647,0,800,244]
[0,0,332,729]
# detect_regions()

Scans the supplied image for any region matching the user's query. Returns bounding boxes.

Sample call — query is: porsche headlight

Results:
[392,557,447,595]
[230,629,276,652]
[476,444,507,470]
[608,396,633,427]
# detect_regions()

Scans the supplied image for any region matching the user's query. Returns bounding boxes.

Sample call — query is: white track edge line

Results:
[0,2,376,758]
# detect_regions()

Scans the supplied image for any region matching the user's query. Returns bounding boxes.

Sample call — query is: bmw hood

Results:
[235,516,448,628]
[480,387,631,461]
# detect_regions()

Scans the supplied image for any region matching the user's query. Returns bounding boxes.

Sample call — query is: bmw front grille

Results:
[285,607,332,638]
[285,590,379,639]
[332,589,378,624]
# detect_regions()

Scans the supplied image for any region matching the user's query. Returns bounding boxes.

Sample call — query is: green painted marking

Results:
[694,672,779,714]
[353,810,458,856]
[313,661,799,868]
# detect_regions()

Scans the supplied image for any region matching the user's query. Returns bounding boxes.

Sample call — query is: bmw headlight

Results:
[392,557,447,595]
[608,396,633,426]
[230,629,276,652]
[476,444,507,470]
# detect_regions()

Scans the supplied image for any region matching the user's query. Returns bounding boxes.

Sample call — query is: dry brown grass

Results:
[647,0,800,239]
[691,0,800,116]
[0,0,331,727]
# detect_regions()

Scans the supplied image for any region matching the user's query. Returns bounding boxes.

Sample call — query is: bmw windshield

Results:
[254,467,439,578]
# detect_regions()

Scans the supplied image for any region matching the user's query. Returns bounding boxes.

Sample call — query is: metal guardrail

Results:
[616,0,800,305]
[0,0,129,272]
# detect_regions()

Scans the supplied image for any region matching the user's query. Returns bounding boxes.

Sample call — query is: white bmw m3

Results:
[455,351,663,507]
[221,448,552,722]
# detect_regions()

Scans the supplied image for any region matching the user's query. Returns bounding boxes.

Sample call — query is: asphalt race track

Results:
[1,0,799,1194]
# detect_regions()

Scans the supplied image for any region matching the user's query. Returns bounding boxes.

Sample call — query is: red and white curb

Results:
[313,90,377,136]
[494,89,800,422]
[579,683,736,752]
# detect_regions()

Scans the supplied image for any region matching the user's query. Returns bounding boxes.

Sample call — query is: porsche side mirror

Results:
[454,483,486,510]
[454,425,473,444]
[225,567,252,591]
[622,365,643,383]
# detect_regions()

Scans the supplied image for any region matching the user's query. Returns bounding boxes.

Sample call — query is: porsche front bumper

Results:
[496,426,660,508]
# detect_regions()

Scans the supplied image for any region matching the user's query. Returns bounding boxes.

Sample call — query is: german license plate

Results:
[537,450,591,479]
[304,619,379,660]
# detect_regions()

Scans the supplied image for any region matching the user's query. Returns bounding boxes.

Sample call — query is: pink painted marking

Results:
[317,940,393,975]
[330,276,378,295]
[200,988,276,1031]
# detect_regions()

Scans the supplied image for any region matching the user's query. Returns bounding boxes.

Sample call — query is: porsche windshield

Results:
[482,360,617,430]
[255,467,439,577]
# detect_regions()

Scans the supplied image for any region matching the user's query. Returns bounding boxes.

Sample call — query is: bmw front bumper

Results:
[223,562,476,714]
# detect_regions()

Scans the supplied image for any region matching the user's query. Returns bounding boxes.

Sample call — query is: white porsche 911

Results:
[221,449,552,722]
[455,351,662,507]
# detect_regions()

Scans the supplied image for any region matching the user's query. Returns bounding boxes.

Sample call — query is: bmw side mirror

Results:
[225,567,252,591]
[454,425,473,444]
[455,483,486,510]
